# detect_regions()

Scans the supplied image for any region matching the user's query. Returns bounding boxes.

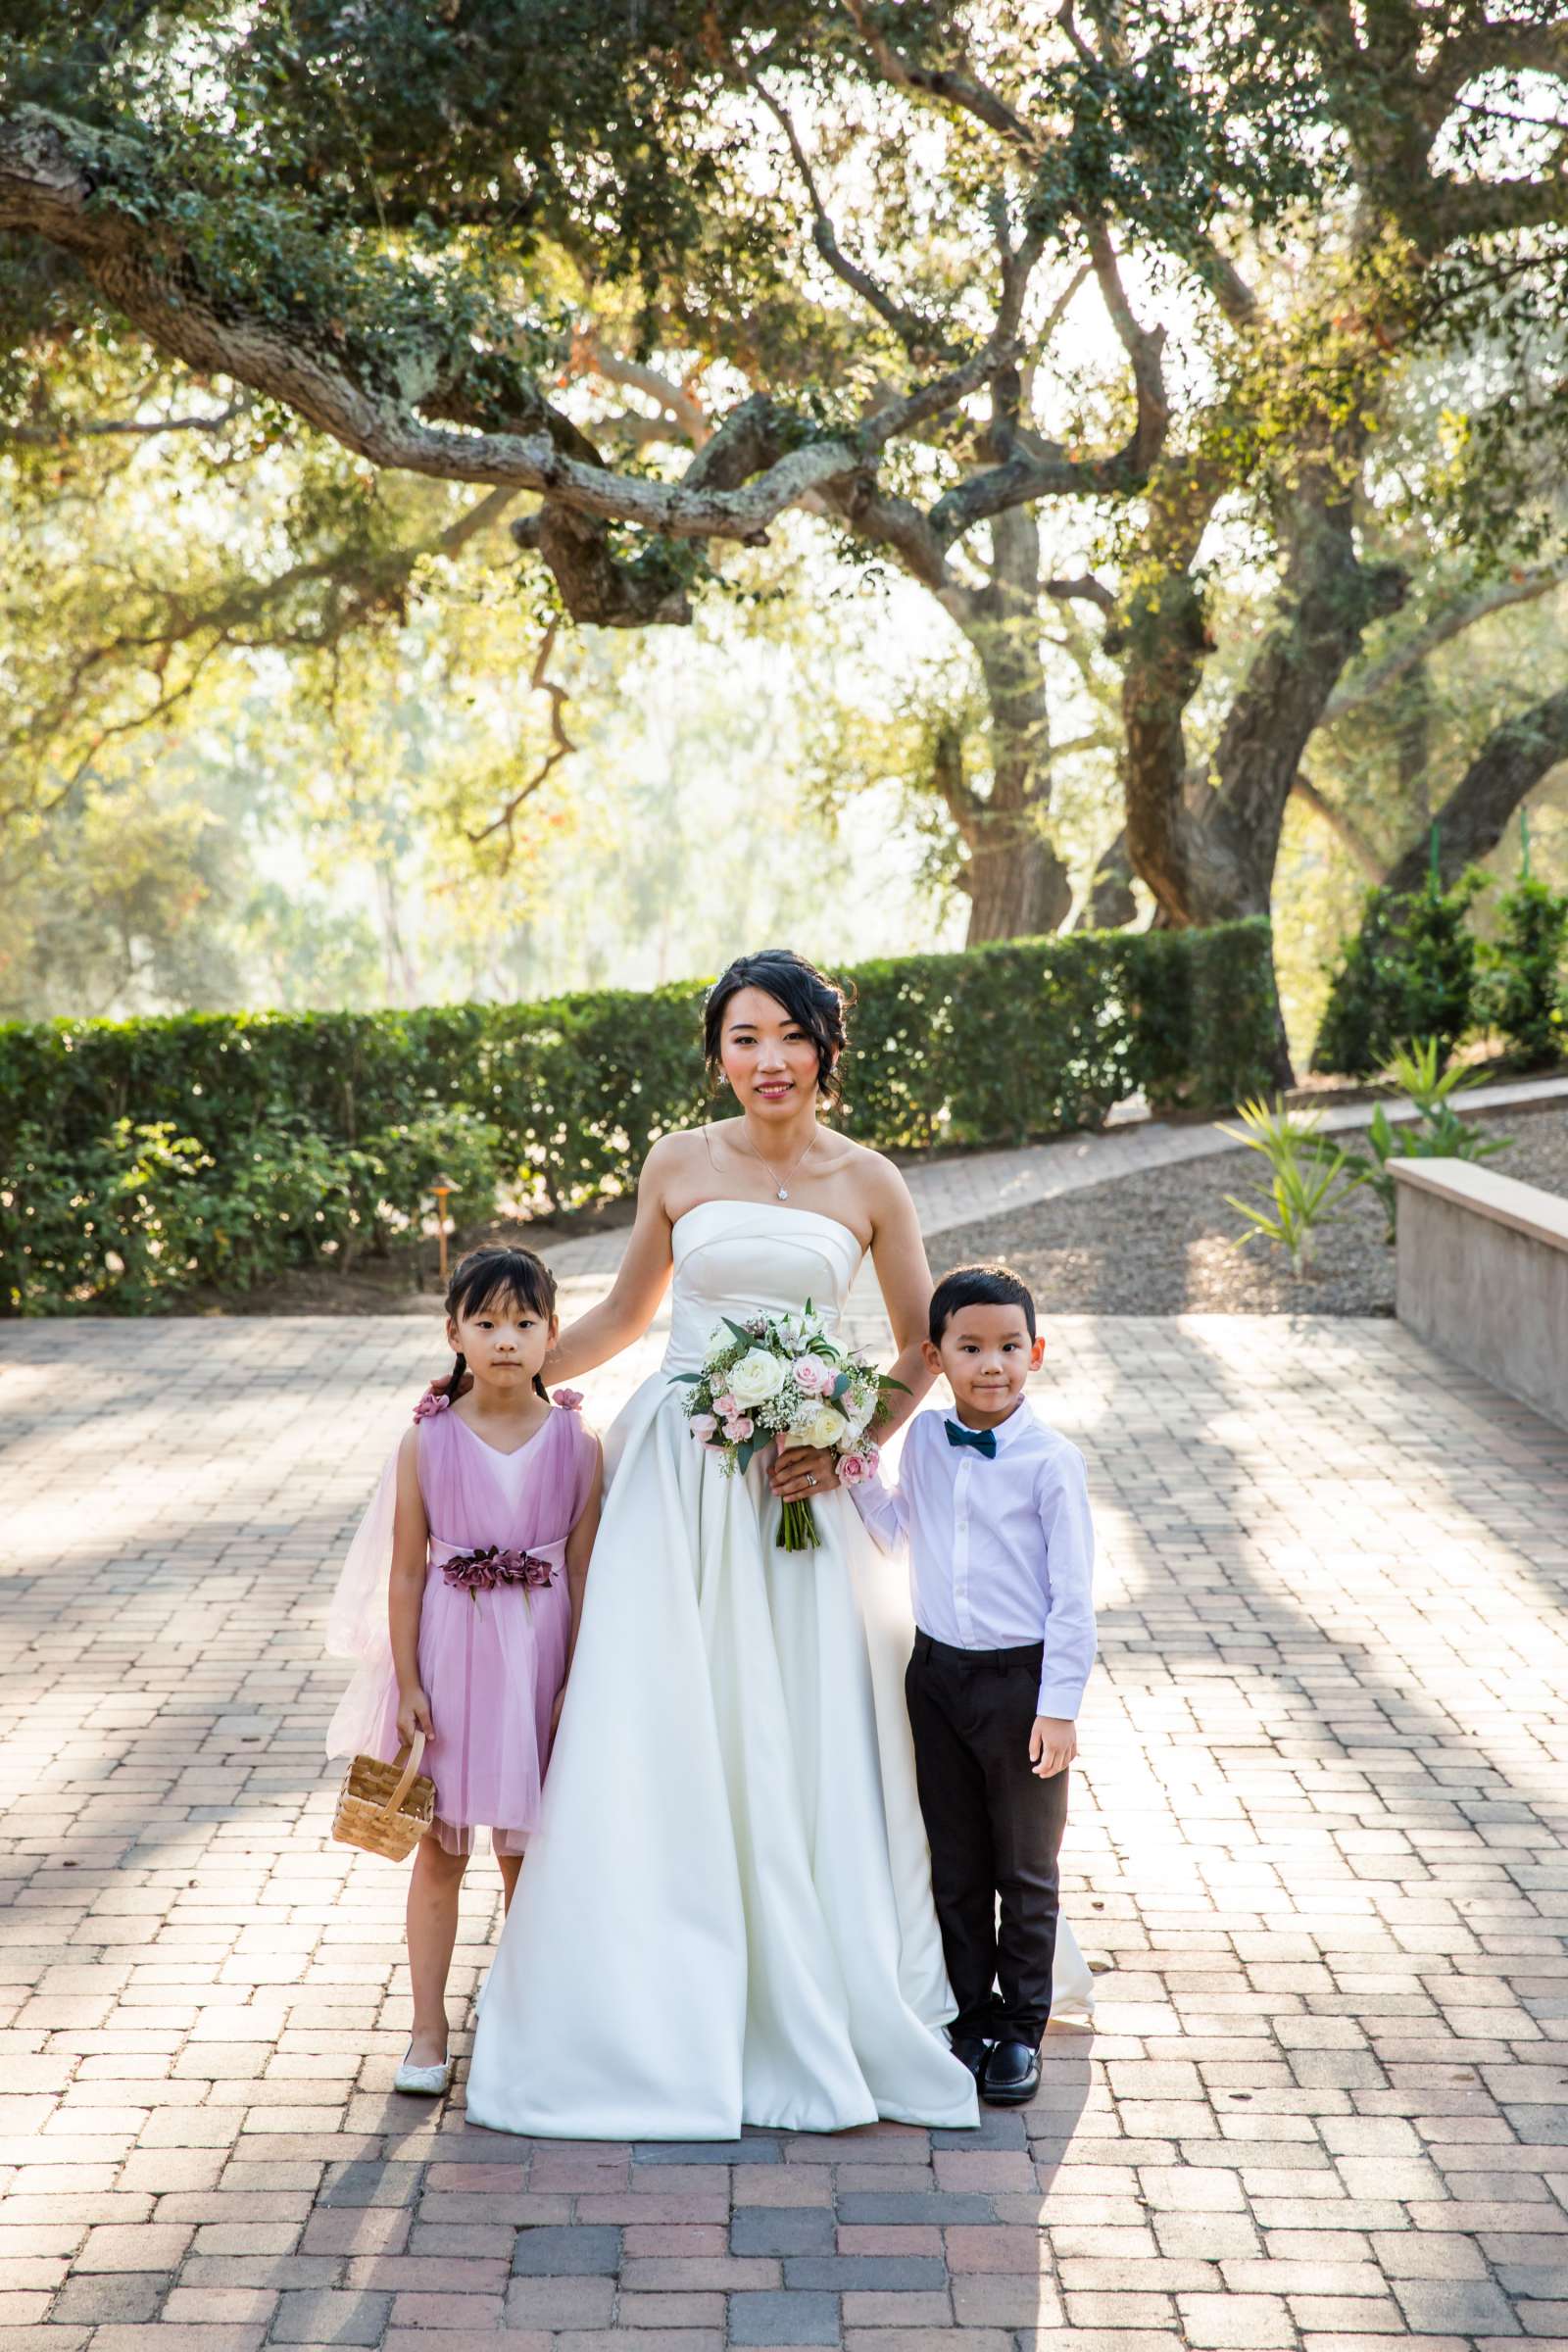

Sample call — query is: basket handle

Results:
[377,1732,427,1819]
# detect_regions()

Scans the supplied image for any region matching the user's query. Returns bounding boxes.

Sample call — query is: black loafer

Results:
[981,2037,1041,2105]
[949,2034,990,2082]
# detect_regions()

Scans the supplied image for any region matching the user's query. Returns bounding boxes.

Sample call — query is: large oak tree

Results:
[4,3,1565,1001]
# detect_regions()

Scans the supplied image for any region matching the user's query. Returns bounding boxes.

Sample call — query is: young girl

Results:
[325,1246,602,2094]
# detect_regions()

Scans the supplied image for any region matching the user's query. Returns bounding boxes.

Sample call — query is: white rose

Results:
[807,1404,848,1449]
[729,1348,787,1406]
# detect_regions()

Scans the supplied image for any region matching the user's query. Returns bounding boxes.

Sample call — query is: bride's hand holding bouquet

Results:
[674,1304,904,1550]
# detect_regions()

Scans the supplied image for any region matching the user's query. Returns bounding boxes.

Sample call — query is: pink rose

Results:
[792,1354,832,1396]
[552,1387,585,1411]
[413,1389,451,1423]
[714,1392,739,1419]
[722,1414,755,1444]
[838,1445,879,1485]
[689,1412,718,1445]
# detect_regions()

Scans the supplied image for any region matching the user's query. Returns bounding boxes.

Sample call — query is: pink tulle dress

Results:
[324,1399,598,1856]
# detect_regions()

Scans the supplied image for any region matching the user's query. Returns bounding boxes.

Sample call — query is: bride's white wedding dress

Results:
[465,1199,1092,2140]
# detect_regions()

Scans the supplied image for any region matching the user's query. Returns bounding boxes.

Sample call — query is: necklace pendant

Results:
[777,1186,789,1200]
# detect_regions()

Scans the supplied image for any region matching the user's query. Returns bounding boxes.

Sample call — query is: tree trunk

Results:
[1119,567,1216,920]
[1188,473,1407,921]
[964,826,1070,941]
[1119,438,1405,930]
[950,505,1072,944]
[1073,829,1139,931]
[1381,684,1568,894]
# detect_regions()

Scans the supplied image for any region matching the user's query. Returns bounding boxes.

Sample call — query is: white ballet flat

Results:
[394,2046,452,2096]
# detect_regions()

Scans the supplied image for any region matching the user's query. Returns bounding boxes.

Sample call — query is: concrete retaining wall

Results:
[1392,1158,1568,1429]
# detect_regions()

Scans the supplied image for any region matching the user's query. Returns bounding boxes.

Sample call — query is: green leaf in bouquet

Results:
[830,1371,852,1399]
[722,1316,759,1348]
[735,1435,760,1473]
[669,1370,704,1385]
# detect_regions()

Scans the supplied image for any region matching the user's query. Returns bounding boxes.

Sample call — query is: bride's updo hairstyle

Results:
[444,1245,557,1403]
[703,949,853,1102]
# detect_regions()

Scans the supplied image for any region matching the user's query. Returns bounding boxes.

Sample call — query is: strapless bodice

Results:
[663,1200,864,1373]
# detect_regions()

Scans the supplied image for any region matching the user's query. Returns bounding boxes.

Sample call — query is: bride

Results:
[464,948,1090,2139]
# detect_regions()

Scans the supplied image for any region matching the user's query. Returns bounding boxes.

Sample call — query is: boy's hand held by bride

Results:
[1029,1716,1076,1779]
[770,1443,840,1499]
[397,1688,434,1744]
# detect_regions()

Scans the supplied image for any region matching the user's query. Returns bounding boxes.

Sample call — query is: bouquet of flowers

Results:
[673,1302,903,1550]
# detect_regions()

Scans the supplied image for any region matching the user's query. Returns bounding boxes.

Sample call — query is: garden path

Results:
[2,1303,1566,2349]
[543,1074,1568,1288]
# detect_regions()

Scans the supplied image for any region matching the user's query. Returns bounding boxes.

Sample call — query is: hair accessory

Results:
[552,1387,585,1411]
[413,1390,451,1423]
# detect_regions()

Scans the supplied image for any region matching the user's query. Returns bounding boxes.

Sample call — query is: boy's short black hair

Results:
[929,1263,1038,1345]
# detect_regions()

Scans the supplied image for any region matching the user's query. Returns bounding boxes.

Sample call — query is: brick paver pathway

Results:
[3,1308,1567,2351]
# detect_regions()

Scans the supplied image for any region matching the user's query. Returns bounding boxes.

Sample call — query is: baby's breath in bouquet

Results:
[673,1304,903,1549]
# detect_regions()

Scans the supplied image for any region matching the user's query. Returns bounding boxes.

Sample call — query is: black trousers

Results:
[906,1632,1068,2046]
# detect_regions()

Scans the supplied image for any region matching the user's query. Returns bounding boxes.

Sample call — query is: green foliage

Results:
[0,920,1279,1313]
[1312,870,1487,1077]
[0,1096,507,1314]
[1483,876,1568,1066]
[1219,1097,1355,1279]
[1340,1039,1511,1242]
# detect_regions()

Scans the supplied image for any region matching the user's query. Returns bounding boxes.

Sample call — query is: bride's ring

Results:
[806,1473,818,1488]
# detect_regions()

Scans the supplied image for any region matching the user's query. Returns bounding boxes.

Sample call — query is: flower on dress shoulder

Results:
[413,1388,451,1423]
[552,1387,585,1412]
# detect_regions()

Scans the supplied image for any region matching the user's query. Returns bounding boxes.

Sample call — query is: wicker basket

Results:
[332,1735,435,1861]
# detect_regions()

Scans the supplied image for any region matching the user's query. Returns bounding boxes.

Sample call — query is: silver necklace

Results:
[741,1121,817,1201]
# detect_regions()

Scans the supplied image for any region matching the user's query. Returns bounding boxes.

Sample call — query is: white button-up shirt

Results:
[852,1400,1097,1720]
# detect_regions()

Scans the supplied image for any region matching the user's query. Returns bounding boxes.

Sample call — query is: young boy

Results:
[851,1264,1096,2106]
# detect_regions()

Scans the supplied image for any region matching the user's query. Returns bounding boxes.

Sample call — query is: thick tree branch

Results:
[1421,170,1568,243]
[0,107,1015,588]
[928,228,1167,542]
[1382,682,1568,894]
[1423,18,1568,108]
[1324,558,1568,722]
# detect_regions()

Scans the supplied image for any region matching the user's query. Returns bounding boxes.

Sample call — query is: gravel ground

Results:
[937,1102,1568,1318]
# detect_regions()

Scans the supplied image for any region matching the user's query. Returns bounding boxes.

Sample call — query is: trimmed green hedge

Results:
[1,918,1278,1313]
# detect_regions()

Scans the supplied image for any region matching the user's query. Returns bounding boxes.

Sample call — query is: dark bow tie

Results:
[945,1420,997,1458]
